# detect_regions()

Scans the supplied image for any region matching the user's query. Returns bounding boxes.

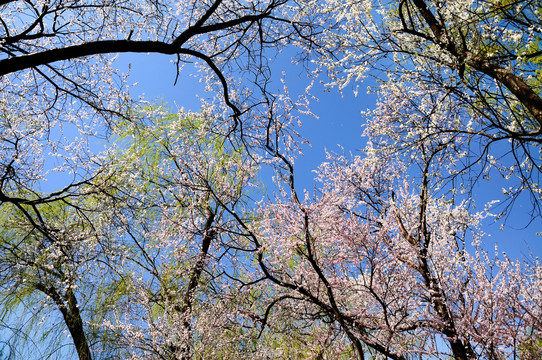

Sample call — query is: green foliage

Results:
[519,332,542,360]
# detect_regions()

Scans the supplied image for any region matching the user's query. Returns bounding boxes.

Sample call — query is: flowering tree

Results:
[1,0,541,359]
[0,0,318,357]
[95,106,262,359]
[318,0,542,218]
[0,105,262,358]
[0,1,317,356]
[245,127,542,359]
[224,1,542,352]
[0,0,319,259]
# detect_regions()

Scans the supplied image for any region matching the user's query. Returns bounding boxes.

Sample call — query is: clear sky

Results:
[114,51,542,263]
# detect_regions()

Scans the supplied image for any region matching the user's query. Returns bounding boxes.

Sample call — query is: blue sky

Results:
[4,43,538,360]
[114,53,371,187]
[114,52,542,262]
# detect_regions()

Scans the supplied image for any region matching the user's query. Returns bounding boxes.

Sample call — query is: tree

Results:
[316,0,542,218]
[94,106,261,359]
[0,0,319,277]
[217,2,542,353]
[245,124,542,359]
[1,0,541,359]
[0,1,318,356]
[0,173,120,359]
[0,104,262,358]
[0,0,319,133]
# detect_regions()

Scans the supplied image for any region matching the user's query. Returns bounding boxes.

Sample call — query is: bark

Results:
[169,207,215,360]
[35,283,92,360]
[467,53,542,127]
[410,0,542,127]
[0,9,272,77]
